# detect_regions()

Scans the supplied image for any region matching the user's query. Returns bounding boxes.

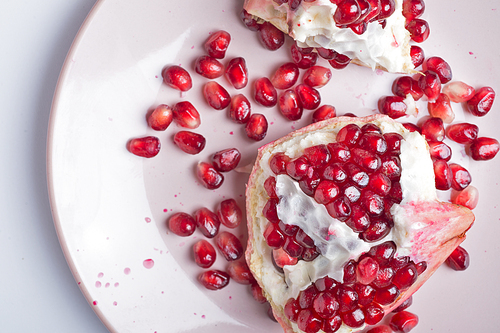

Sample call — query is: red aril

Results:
[365,0,382,22]
[376,0,396,20]
[217,198,242,228]
[334,0,362,25]
[312,105,337,123]
[328,51,351,70]
[466,86,496,117]
[239,9,260,31]
[428,93,455,124]
[128,136,160,158]
[401,122,421,133]
[427,141,452,161]
[168,212,196,237]
[303,66,332,88]
[172,101,201,129]
[449,163,472,191]
[470,137,500,160]
[418,71,441,102]
[392,295,413,312]
[215,231,243,261]
[442,81,475,103]
[271,62,300,89]
[196,162,224,190]
[173,131,206,155]
[148,104,173,131]
[366,325,392,333]
[316,47,336,60]
[251,282,267,303]
[245,113,268,141]
[421,117,445,141]
[225,57,248,89]
[229,94,251,124]
[378,96,407,119]
[390,311,419,332]
[258,21,285,51]
[162,65,192,92]
[269,152,291,174]
[279,89,304,121]
[446,123,479,144]
[452,185,479,210]
[193,239,216,268]
[406,19,430,43]
[402,0,425,21]
[194,207,221,238]
[194,55,224,79]
[288,0,303,10]
[212,148,241,172]
[273,247,298,268]
[226,260,255,284]
[433,159,452,191]
[291,43,319,69]
[198,270,230,290]
[204,30,231,59]
[424,56,453,84]
[392,76,424,101]
[410,45,425,69]
[296,84,321,110]
[254,77,278,107]
[203,81,231,110]
[445,245,470,271]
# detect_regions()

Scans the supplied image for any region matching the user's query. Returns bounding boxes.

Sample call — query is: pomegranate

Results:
[245,115,474,333]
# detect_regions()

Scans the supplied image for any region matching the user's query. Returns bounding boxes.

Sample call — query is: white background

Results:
[0,1,107,331]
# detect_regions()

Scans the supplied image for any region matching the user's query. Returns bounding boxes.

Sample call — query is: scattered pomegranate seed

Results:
[402,0,425,21]
[258,21,285,51]
[193,239,216,268]
[148,104,173,131]
[254,77,278,107]
[290,43,318,69]
[239,9,260,31]
[303,66,332,88]
[427,141,452,161]
[424,56,453,84]
[225,57,248,89]
[442,81,475,103]
[418,71,441,102]
[172,101,201,129]
[194,207,221,238]
[452,185,479,210]
[389,311,419,332]
[196,162,224,190]
[449,163,472,191]
[295,84,321,110]
[328,51,351,70]
[392,76,424,101]
[334,0,362,25]
[446,122,479,144]
[406,18,430,43]
[194,55,224,79]
[312,105,337,123]
[226,260,255,284]
[366,325,392,333]
[409,45,425,68]
[446,245,470,271]
[215,231,244,261]
[217,198,242,228]
[212,148,241,172]
[204,30,231,59]
[279,89,304,121]
[271,62,300,90]
[173,131,206,155]
[466,86,496,117]
[168,212,196,237]
[433,159,452,191]
[203,81,231,110]
[128,136,161,158]
[469,137,500,160]
[245,113,268,141]
[428,93,455,124]
[198,270,230,290]
[162,65,192,92]
[229,94,252,124]
[378,96,407,119]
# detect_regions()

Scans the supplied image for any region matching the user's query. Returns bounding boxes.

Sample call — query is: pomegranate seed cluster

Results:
[282,241,426,332]
[262,122,405,260]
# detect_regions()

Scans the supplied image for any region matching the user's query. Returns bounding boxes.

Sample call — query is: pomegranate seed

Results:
[384,132,403,153]
[288,0,303,10]
[374,284,400,305]
[203,81,231,110]
[297,309,323,333]
[254,77,278,107]
[148,104,173,131]
[355,283,376,306]
[421,117,445,141]
[225,57,248,89]
[173,131,206,155]
[198,270,230,290]
[392,76,424,101]
[328,142,352,162]
[290,43,318,69]
[304,144,331,168]
[352,148,381,172]
[228,94,251,124]
[442,81,475,102]
[204,30,231,59]
[390,311,419,332]
[364,0,382,22]
[427,141,452,161]
[284,298,301,321]
[271,62,300,89]
[162,65,192,92]
[172,101,201,129]
[194,55,224,79]
[312,105,337,123]
[264,223,285,248]
[363,303,384,325]
[446,122,479,144]
[337,123,362,147]
[296,84,321,110]
[361,219,391,242]
[240,9,260,31]
[446,245,471,272]
[358,132,387,154]
[410,45,425,68]
[128,136,160,158]
[212,148,241,172]
[334,0,361,25]
[314,180,340,204]
[466,86,496,117]
[378,96,407,119]
[418,71,441,102]
[168,212,196,237]
[196,162,224,190]
[402,0,425,21]
[270,152,291,174]
[279,89,304,121]
[194,207,221,238]
[377,0,396,20]
[392,263,418,290]
[341,307,365,328]
[316,47,336,60]
[193,239,216,268]
[215,231,243,261]
[264,176,277,198]
[273,248,298,268]
[449,163,472,191]
[226,260,254,285]
[326,196,352,221]
[258,21,285,51]
[356,257,380,284]
[369,172,392,196]
[406,18,430,43]
[245,113,268,141]
[303,66,332,88]
[328,51,351,69]
[428,93,455,123]
[470,137,500,160]
[380,155,402,180]
[452,185,479,210]
[343,260,357,284]
[251,283,267,303]
[312,291,339,319]
[402,122,421,133]
[433,159,452,191]
[424,56,453,84]
[286,155,311,180]
[366,325,392,333]
[217,198,242,228]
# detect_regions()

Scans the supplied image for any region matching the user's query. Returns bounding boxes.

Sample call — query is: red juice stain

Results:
[124,267,131,275]
[143,259,155,269]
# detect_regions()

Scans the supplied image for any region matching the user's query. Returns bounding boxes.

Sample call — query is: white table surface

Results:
[0,1,108,331]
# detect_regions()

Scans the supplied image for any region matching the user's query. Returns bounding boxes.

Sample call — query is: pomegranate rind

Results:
[245,115,474,333]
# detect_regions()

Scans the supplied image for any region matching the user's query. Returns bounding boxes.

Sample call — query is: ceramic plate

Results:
[47,0,500,332]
